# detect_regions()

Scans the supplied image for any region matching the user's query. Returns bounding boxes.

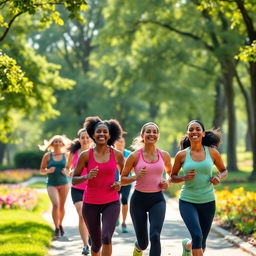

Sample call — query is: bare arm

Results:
[40,153,55,175]
[72,150,98,185]
[121,152,146,185]
[170,150,197,183]
[209,147,228,185]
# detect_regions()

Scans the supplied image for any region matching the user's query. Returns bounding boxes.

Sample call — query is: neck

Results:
[53,149,62,154]
[190,142,203,151]
[143,144,157,153]
[95,144,109,153]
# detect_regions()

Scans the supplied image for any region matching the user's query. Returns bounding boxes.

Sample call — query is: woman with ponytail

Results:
[72,116,124,256]
[121,122,172,256]
[170,120,228,256]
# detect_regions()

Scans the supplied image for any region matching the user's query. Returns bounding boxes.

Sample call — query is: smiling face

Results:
[187,122,205,143]
[141,124,159,144]
[51,137,65,148]
[79,131,91,149]
[93,124,110,145]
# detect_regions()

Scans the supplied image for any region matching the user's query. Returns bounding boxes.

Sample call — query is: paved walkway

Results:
[42,187,255,256]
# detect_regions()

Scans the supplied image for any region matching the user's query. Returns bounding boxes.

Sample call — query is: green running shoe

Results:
[182,238,191,256]
[133,247,143,256]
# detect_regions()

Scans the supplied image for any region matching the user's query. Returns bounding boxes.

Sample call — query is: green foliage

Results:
[14,150,44,169]
[236,40,256,62]
[0,193,52,256]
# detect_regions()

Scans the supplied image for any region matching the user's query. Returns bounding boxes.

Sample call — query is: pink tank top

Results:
[72,151,88,190]
[83,147,119,204]
[134,149,165,192]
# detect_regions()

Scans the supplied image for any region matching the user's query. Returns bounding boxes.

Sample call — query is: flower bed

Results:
[0,169,38,183]
[0,185,39,210]
[216,187,256,240]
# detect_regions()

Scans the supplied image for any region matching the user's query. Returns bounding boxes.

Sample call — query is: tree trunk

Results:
[212,79,226,129]
[222,61,238,171]
[249,62,256,178]
[0,142,7,165]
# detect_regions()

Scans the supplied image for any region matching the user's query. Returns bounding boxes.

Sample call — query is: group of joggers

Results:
[39,117,228,256]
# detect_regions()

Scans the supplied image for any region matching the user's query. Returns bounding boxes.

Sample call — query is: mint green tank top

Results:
[47,152,69,187]
[179,146,215,203]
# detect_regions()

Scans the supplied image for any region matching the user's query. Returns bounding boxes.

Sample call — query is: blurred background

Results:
[0,0,256,178]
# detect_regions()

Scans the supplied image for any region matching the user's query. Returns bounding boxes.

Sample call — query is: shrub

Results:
[14,150,44,169]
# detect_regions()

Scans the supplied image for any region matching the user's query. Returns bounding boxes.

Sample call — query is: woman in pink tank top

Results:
[121,122,172,256]
[66,128,92,255]
[72,116,124,256]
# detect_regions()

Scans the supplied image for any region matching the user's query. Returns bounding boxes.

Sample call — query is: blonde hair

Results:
[38,135,71,152]
[131,122,160,150]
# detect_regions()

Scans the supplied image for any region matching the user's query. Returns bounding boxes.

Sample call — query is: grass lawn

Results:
[28,182,46,189]
[0,193,52,256]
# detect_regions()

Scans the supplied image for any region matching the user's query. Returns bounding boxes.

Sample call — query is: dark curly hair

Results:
[180,120,222,150]
[83,116,122,146]
[67,128,88,153]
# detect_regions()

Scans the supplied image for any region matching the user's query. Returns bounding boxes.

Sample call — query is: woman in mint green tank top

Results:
[39,135,71,239]
[170,120,228,256]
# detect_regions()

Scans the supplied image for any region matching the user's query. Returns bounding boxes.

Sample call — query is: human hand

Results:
[88,166,99,179]
[184,169,197,181]
[61,168,72,177]
[210,175,221,185]
[136,167,146,180]
[48,167,56,173]
[160,179,169,190]
[111,181,121,191]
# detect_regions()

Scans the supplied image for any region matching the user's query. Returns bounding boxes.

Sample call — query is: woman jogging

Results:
[121,122,172,256]
[39,135,71,238]
[72,116,124,256]
[170,120,228,256]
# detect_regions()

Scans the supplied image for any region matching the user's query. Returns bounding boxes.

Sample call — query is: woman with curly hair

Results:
[72,116,124,256]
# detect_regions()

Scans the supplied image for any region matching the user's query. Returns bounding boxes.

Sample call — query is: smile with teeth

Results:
[192,135,199,139]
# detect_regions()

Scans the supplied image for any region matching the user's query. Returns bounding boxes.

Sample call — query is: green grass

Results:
[0,193,53,256]
[28,182,46,189]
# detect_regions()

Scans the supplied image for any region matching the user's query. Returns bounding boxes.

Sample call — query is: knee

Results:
[150,231,160,244]
[102,233,112,245]
[138,240,148,251]
[91,243,101,253]
[121,197,128,205]
[191,233,203,249]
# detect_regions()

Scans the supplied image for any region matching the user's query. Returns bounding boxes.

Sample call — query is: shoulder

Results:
[113,148,123,158]
[43,152,50,159]
[159,149,170,160]
[175,149,186,161]
[79,149,90,159]
[208,146,221,159]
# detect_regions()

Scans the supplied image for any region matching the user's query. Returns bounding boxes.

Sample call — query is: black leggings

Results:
[130,190,166,256]
[82,200,120,253]
[179,199,216,249]
[118,185,132,205]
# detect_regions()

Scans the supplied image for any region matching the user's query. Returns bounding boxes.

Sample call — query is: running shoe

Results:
[121,223,128,233]
[82,245,90,255]
[133,246,142,256]
[54,228,60,239]
[182,238,191,256]
[59,225,65,236]
[116,219,120,227]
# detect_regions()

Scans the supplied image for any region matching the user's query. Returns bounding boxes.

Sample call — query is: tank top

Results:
[47,152,69,186]
[134,149,165,192]
[72,150,88,190]
[83,147,119,204]
[180,146,215,203]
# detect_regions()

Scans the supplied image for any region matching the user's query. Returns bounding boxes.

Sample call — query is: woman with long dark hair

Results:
[170,120,228,256]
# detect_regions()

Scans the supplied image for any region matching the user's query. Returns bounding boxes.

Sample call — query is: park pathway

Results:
[43,187,255,256]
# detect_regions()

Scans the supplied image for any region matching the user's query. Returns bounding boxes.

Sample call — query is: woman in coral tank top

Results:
[72,116,124,256]
[121,122,172,256]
